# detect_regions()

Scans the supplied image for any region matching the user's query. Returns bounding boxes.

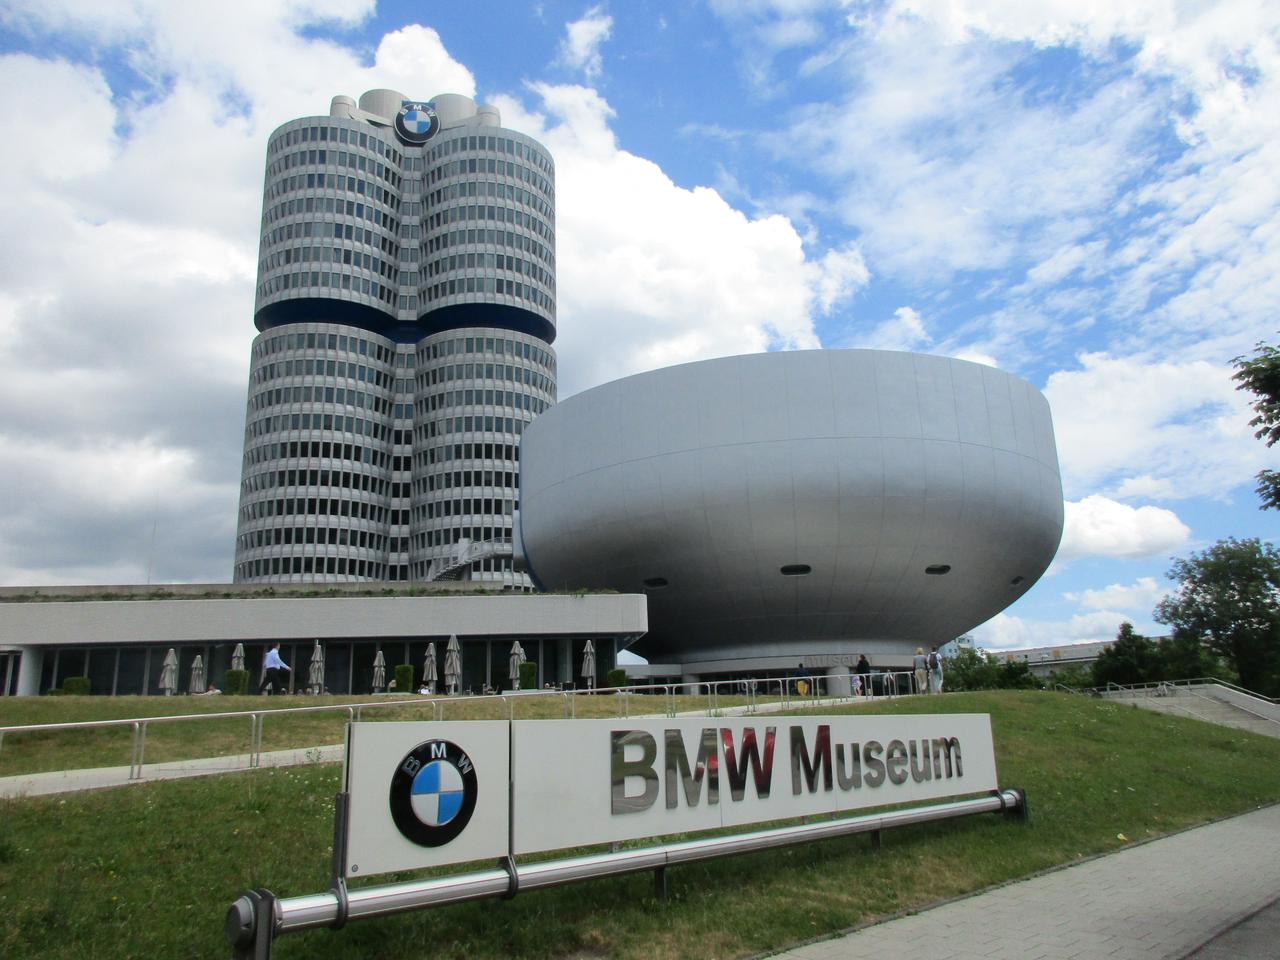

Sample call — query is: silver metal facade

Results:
[518,349,1064,665]
[234,91,557,587]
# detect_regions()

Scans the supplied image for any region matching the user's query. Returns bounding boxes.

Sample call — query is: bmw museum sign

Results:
[343,714,998,877]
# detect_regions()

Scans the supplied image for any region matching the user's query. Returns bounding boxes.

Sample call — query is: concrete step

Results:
[1110,689,1280,739]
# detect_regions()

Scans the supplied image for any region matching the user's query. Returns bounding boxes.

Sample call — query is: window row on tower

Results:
[239,523,396,552]
[242,439,389,470]
[424,132,552,181]
[267,145,402,195]
[241,494,394,525]
[267,166,400,213]
[239,556,394,580]
[253,329,399,364]
[427,177,552,222]
[268,122,404,169]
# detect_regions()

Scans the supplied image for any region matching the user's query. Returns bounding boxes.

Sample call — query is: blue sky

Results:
[0,1,1277,650]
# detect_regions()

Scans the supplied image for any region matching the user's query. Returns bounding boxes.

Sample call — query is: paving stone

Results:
[773,805,1280,960]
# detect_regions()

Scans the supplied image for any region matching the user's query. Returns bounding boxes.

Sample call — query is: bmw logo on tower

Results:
[395,100,439,143]
[388,740,478,846]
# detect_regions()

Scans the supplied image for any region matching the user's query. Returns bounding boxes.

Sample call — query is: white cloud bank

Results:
[1059,495,1190,562]
[0,5,866,583]
[495,83,866,395]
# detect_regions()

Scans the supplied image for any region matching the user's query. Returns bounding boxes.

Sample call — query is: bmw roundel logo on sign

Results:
[388,740,477,846]
[395,100,439,144]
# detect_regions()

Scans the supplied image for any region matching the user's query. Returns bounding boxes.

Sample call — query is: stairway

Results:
[1105,683,1280,739]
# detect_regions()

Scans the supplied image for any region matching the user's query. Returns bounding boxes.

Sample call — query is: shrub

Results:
[62,676,91,696]
[223,669,249,696]
[518,660,538,690]
[46,688,68,696]
[394,664,415,694]
[606,667,628,689]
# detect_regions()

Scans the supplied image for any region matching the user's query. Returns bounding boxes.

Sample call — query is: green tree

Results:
[943,647,999,691]
[1155,538,1280,696]
[1232,340,1280,509]
[1092,622,1158,687]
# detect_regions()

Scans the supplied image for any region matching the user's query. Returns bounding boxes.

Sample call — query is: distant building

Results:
[996,640,1117,679]
[0,584,641,696]
[233,91,557,589]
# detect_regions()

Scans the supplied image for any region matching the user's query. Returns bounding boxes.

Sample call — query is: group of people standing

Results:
[913,646,945,694]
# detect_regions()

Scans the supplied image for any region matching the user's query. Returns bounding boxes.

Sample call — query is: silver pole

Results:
[245,789,1024,940]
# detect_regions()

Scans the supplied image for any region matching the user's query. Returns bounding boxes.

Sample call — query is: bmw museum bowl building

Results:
[517,349,1065,682]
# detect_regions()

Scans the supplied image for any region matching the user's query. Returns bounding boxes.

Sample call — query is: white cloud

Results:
[496,83,856,395]
[1058,495,1190,562]
[972,609,1134,650]
[558,5,613,79]
[1064,576,1167,613]
[1044,353,1261,501]
[0,9,478,584]
[858,305,930,351]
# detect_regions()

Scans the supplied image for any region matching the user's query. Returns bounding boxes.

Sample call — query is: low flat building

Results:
[0,583,645,696]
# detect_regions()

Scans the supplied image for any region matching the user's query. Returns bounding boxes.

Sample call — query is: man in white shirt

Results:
[259,643,290,695]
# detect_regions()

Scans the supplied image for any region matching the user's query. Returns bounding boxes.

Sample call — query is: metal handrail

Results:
[228,787,1028,955]
[0,669,928,777]
[1100,677,1279,704]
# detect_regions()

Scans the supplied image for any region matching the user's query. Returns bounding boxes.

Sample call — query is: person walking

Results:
[928,646,944,694]
[259,642,290,695]
[913,647,928,695]
[855,654,871,696]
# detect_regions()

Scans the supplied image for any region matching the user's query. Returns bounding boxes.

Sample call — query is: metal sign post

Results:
[226,714,1025,956]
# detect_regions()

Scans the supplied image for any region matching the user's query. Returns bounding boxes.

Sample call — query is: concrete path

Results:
[0,694,865,798]
[0,743,345,798]
[769,803,1280,960]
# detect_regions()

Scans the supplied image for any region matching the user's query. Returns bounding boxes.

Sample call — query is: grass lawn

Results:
[0,691,752,777]
[1,691,1278,960]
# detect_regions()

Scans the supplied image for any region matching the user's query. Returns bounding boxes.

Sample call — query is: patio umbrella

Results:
[508,640,526,690]
[444,634,461,694]
[308,640,325,694]
[189,654,206,694]
[371,648,386,693]
[231,642,245,672]
[581,640,596,690]
[158,648,178,696]
[423,642,438,693]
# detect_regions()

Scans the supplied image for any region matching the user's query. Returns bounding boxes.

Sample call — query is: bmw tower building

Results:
[233,90,557,587]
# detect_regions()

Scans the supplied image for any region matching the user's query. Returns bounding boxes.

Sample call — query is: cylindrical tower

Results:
[234,92,556,587]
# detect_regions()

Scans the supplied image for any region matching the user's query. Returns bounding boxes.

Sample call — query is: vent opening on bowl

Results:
[925,564,952,575]
[780,564,812,576]
[1010,575,1025,585]
[642,577,669,589]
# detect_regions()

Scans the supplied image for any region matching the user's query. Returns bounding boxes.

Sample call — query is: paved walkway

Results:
[0,695,857,798]
[770,803,1280,960]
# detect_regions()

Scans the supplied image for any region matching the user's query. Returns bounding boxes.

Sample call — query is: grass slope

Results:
[2,691,1278,960]
[0,692,747,777]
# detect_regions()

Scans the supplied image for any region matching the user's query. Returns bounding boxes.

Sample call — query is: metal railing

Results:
[0,669,927,780]
[227,787,1028,958]
[1100,678,1280,729]
[1099,677,1279,703]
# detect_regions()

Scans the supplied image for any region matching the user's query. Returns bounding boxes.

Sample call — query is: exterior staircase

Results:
[1102,680,1280,740]
[427,537,514,582]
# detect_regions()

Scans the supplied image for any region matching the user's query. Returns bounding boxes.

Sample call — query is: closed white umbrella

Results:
[423,642,438,692]
[581,640,596,690]
[371,648,386,692]
[444,635,462,694]
[231,643,245,672]
[308,640,325,694]
[158,648,178,696]
[508,641,526,690]
[189,654,206,694]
